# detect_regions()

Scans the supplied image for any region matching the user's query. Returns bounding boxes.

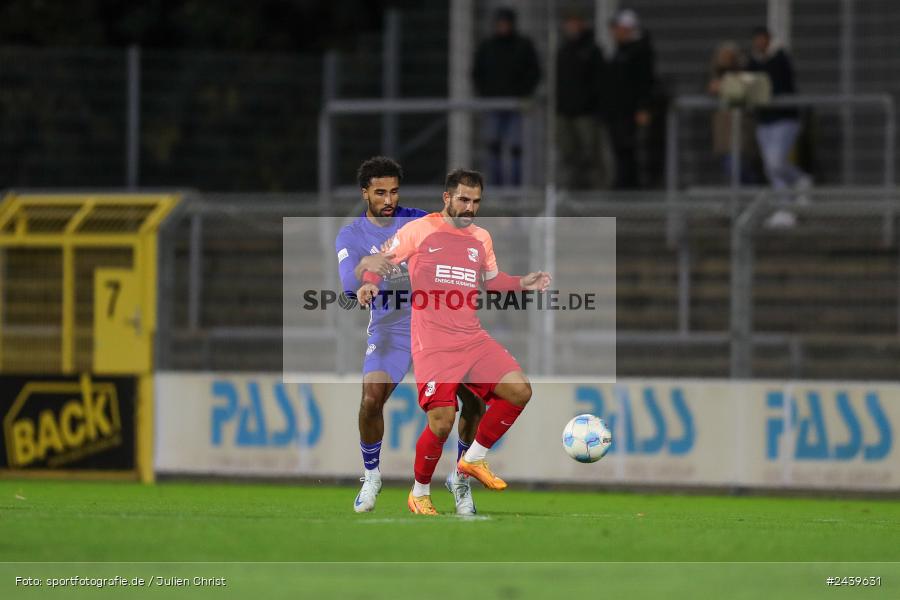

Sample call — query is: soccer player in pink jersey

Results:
[356,168,551,515]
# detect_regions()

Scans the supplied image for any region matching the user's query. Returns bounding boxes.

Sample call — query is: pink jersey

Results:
[383,212,500,353]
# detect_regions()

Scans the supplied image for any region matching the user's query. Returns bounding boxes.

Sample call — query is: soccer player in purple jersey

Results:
[335,157,483,514]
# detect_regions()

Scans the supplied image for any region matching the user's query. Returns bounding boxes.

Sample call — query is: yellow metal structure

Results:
[0,193,179,483]
[94,269,149,373]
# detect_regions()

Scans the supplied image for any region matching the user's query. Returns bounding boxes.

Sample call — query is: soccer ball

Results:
[562,414,612,463]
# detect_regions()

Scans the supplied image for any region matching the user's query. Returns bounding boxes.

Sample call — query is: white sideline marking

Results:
[813,519,842,523]
[358,516,492,524]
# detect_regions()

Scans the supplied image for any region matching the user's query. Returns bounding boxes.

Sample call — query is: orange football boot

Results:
[407,492,439,515]
[457,457,507,490]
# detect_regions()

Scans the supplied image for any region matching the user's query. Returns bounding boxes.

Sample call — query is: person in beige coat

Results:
[707,41,761,185]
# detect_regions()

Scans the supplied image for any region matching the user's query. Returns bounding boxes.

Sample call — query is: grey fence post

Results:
[319,51,338,212]
[382,8,401,156]
[542,0,558,375]
[665,106,680,247]
[730,199,761,378]
[729,108,742,219]
[318,51,345,373]
[188,212,203,333]
[840,0,855,185]
[448,0,474,171]
[126,45,141,189]
[677,240,691,334]
[730,227,752,378]
[527,218,544,375]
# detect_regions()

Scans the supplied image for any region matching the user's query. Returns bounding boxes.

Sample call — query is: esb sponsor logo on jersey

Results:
[434,264,477,288]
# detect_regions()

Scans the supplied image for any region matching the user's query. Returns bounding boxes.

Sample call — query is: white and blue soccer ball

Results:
[562,414,612,463]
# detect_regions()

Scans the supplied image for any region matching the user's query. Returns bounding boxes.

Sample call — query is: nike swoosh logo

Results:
[424,456,439,461]
[354,495,363,506]
[500,420,514,426]
[428,247,442,253]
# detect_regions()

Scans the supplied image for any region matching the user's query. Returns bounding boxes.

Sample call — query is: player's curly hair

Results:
[445,168,484,191]
[357,156,403,189]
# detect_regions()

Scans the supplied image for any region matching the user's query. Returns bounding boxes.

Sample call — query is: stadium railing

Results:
[151,187,900,381]
[664,93,896,243]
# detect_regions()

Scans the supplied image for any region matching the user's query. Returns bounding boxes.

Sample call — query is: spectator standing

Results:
[556,12,611,190]
[747,26,811,226]
[707,41,761,185]
[606,9,655,189]
[473,7,541,187]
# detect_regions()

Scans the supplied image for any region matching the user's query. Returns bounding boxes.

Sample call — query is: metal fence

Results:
[153,187,900,381]
[668,94,896,196]
[4,1,900,192]
[0,46,322,191]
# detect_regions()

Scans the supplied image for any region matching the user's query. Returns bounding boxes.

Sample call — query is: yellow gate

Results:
[0,193,179,482]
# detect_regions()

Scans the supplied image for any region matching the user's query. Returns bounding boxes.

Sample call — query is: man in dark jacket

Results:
[473,8,541,186]
[607,9,655,189]
[556,13,611,189]
[747,26,811,227]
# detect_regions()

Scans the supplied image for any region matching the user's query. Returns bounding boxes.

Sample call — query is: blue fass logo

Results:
[766,390,892,461]
[575,385,695,456]
[210,380,321,448]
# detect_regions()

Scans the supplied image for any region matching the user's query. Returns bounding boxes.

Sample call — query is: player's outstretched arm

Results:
[357,218,429,296]
[354,253,396,280]
[519,271,552,291]
[484,270,552,291]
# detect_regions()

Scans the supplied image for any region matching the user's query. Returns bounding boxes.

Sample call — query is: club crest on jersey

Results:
[424,381,436,397]
[467,247,479,263]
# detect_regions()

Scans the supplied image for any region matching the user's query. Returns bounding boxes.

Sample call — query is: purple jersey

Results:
[335,206,428,331]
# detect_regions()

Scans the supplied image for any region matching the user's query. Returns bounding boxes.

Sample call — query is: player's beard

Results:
[368,199,395,224]
[447,205,475,228]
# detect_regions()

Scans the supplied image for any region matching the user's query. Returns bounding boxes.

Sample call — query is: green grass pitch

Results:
[2,480,898,599]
